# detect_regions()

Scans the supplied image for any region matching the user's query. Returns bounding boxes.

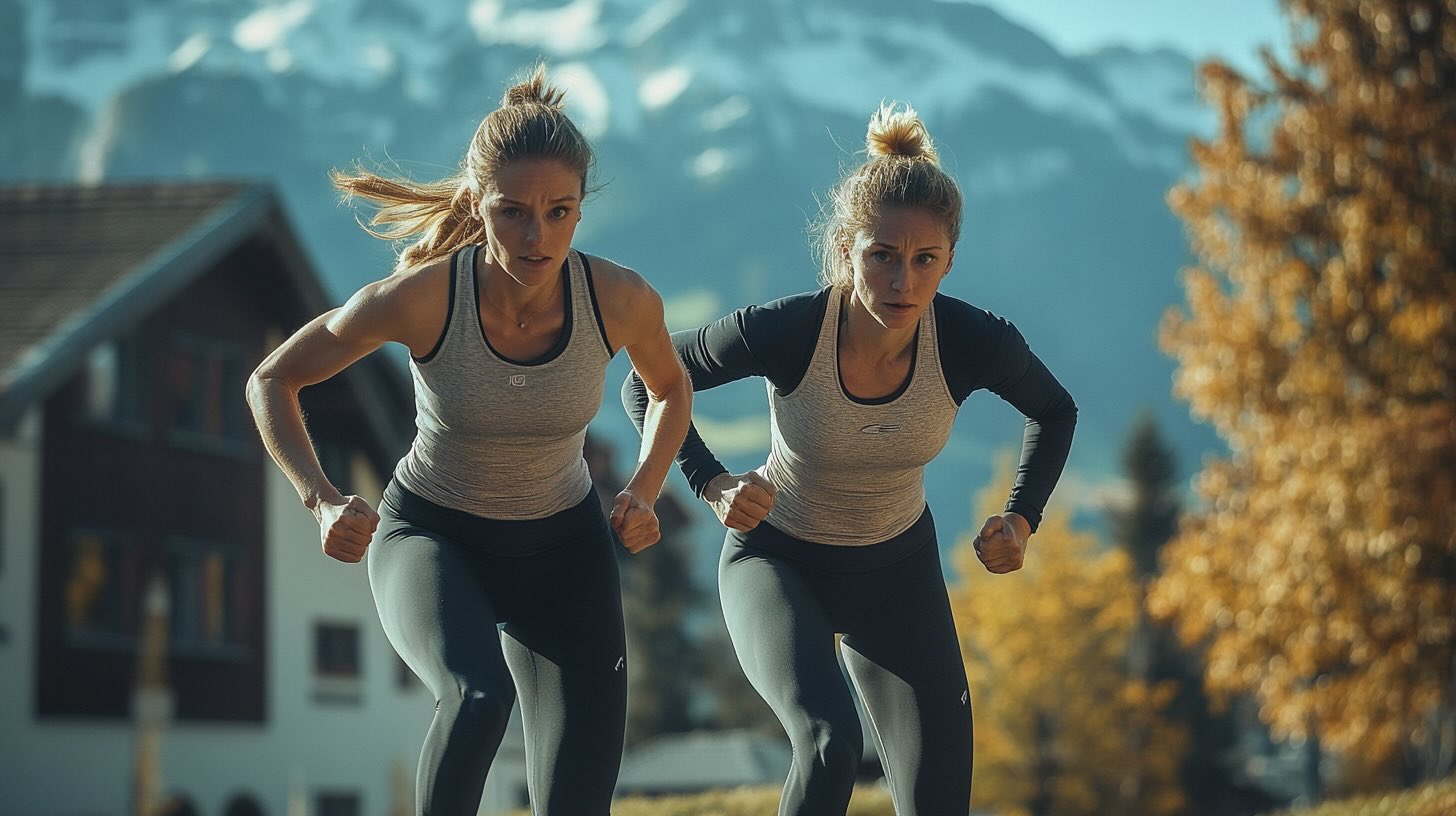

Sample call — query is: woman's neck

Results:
[840,290,917,361]
[476,251,560,314]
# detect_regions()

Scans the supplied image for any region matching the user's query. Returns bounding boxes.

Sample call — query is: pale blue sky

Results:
[969,0,1292,75]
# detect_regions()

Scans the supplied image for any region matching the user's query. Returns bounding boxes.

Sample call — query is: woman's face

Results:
[477,158,583,287]
[844,206,954,330]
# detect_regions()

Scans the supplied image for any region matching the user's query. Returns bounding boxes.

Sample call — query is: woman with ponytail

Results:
[624,103,1077,815]
[247,65,691,815]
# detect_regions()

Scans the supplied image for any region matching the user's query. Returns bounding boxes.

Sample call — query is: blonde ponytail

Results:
[331,63,595,271]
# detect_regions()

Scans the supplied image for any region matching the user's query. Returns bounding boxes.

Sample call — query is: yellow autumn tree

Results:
[1150,0,1456,785]
[951,456,1187,816]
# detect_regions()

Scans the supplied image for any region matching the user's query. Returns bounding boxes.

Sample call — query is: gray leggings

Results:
[719,508,973,816]
[369,481,627,816]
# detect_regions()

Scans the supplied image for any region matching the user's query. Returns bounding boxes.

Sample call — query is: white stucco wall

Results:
[0,408,54,811]
[264,456,529,815]
[0,428,528,816]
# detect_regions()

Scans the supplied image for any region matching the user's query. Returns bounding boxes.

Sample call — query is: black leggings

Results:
[718,508,972,816]
[369,481,627,816]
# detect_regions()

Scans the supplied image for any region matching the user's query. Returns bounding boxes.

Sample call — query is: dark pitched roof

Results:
[0,181,409,451]
[0,183,246,391]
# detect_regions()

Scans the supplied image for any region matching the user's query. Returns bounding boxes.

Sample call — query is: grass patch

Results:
[1263,777,1456,816]
[500,785,894,815]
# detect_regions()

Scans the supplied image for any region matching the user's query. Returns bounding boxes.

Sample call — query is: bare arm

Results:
[621,311,692,503]
[591,257,692,552]
[245,261,444,559]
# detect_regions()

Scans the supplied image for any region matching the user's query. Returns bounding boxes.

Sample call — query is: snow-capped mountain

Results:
[3,0,1226,548]
[19,0,1211,161]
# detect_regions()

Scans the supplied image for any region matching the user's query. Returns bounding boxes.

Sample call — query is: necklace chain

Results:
[481,274,560,330]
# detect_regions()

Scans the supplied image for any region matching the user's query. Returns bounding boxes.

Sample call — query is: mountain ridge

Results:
[4,0,1227,555]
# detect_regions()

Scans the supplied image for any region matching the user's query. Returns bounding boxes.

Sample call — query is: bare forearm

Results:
[246,374,344,510]
[626,378,692,502]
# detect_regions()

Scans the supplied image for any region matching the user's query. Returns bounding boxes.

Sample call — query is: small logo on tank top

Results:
[859,423,902,434]
[508,374,527,387]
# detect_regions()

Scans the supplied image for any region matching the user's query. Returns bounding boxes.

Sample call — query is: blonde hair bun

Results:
[865,102,939,164]
[501,63,566,109]
[811,100,962,290]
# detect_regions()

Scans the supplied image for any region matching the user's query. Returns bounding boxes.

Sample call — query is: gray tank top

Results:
[393,245,612,520]
[761,291,959,545]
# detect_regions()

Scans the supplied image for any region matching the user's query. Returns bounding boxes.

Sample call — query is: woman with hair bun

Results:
[247,65,691,815]
[625,103,1077,814]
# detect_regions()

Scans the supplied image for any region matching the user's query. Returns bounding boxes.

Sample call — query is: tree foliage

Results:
[1149,0,1456,780]
[951,456,1187,816]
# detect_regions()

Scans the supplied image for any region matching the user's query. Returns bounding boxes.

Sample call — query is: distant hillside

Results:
[6,0,1229,555]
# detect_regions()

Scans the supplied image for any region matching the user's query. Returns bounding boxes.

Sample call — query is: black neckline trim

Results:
[835,294,920,405]
[473,246,573,367]
[411,248,459,364]
[579,253,615,356]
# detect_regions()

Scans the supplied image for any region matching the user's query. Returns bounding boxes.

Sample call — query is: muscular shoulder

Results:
[379,255,451,302]
[582,252,655,306]
[336,255,453,355]
[579,252,663,350]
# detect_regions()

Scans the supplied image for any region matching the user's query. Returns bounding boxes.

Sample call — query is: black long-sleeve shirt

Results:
[624,288,1076,533]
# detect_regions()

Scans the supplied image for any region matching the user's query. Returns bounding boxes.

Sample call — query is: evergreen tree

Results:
[1112,411,1180,584]
[1112,412,1246,815]
[953,456,1188,816]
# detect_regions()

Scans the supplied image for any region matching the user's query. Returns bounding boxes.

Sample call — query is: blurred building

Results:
[616,729,790,797]
[0,182,534,816]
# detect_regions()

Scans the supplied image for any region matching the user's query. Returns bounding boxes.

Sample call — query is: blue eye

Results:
[917,253,937,265]
[870,250,892,263]
[501,207,521,218]
[551,207,571,219]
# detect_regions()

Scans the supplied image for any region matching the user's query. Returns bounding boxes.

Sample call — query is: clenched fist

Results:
[974,512,1030,574]
[314,494,380,563]
[704,471,776,532]
[611,489,661,554]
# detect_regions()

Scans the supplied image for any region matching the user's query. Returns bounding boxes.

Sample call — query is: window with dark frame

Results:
[167,537,246,655]
[221,794,265,816]
[315,792,361,816]
[82,336,146,428]
[314,622,360,679]
[64,528,140,644]
[395,652,421,691]
[168,333,248,445]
